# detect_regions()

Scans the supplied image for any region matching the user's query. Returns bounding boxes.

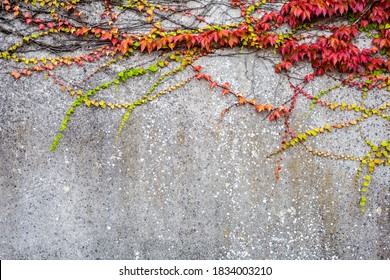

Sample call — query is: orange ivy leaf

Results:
[21,69,32,76]
[269,110,280,121]
[119,38,133,55]
[255,104,264,112]
[221,82,230,90]
[210,81,218,89]
[137,5,145,12]
[264,104,273,111]
[193,65,201,71]
[222,89,230,95]
[195,73,204,79]
[11,71,21,79]
[100,31,112,41]
[227,35,239,48]
[146,8,154,16]
[237,95,247,105]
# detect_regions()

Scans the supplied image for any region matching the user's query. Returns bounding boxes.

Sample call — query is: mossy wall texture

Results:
[0,1,389,260]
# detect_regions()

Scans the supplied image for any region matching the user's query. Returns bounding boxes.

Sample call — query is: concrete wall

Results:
[0,2,389,260]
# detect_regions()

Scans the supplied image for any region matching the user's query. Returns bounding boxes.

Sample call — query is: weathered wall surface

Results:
[0,2,389,260]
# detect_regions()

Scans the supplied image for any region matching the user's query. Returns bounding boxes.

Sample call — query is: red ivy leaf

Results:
[111,38,119,46]
[304,74,314,82]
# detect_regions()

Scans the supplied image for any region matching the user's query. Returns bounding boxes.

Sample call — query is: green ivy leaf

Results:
[158,59,165,67]
[148,64,159,73]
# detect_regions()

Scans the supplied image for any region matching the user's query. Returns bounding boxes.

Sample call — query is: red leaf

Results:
[304,74,314,82]
[111,38,119,46]
[269,110,280,121]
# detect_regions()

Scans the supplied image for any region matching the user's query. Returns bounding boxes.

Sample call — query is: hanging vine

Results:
[1,0,389,212]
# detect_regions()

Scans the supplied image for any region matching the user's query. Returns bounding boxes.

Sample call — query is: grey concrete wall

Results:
[0,2,389,260]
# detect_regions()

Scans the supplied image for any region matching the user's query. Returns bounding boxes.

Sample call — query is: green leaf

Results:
[148,64,159,73]
[118,71,127,82]
[158,59,165,67]
[140,68,146,75]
